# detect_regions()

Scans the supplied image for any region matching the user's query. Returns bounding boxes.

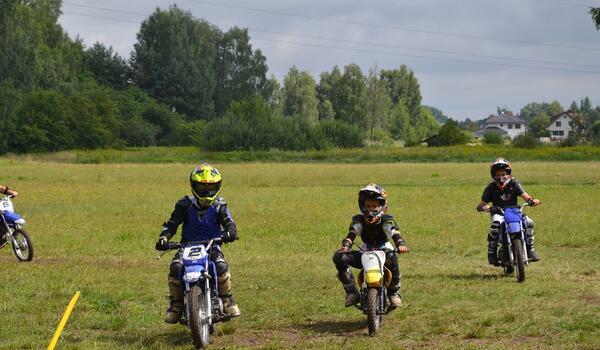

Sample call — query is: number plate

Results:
[183,245,207,261]
[0,199,13,213]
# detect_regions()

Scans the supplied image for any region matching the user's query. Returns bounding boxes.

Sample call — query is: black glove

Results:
[222,230,237,243]
[155,236,169,251]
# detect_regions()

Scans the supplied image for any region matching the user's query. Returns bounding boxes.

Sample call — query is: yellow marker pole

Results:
[47,291,81,350]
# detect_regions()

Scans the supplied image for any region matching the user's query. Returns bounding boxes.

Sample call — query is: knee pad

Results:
[169,262,182,278]
[488,221,501,241]
[332,252,349,271]
[215,260,229,275]
[524,217,535,236]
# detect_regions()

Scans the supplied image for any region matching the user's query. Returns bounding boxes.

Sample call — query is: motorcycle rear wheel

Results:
[12,229,33,262]
[366,288,381,336]
[188,285,211,349]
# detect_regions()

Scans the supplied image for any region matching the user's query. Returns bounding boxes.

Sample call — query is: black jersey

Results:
[348,214,403,247]
[481,179,525,208]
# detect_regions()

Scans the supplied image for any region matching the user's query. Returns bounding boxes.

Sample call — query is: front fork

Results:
[358,287,390,315]
[502,231,529,266]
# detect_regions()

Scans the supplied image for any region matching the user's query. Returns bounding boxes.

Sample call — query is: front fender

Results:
[1,211,24,225]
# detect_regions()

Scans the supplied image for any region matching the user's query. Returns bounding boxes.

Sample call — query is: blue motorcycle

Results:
[159,238,231,349]
[0,195,33,262]
[491,203,533,283]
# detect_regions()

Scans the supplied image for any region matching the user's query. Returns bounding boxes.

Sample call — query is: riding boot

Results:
[218,272,240,317]
[337,269,360,307]
[165,276,184,324]
[487,240,500,266]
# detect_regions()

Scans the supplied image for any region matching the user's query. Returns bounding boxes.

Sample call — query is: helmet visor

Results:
[192,181,221,198]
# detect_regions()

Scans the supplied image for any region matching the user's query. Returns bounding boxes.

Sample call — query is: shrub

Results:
[483,133,504,145]
[512,133,540,149]
[316,120,364,148]
[427,119,470,147]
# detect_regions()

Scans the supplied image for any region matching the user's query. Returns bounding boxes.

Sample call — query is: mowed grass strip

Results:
[0,162,598,349]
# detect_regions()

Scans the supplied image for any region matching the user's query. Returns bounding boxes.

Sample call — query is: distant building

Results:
[546,111,586,141]
[475,112,528,139]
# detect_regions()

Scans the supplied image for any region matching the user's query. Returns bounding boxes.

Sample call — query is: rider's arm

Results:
[515,180,540,206]
[160,196,191,240]
[478,184,493,212]
[340,217,361,249]
[477,201,490,212]
[216,199,237,241]
[382,216,407,249]
[0,185,18,197]
[520,192,541,206]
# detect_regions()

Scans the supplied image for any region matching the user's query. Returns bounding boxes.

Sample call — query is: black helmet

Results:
[358,183,388,224]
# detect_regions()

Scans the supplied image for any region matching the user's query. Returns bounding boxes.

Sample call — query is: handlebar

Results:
[487,201,539,215]
[157,238,222,259]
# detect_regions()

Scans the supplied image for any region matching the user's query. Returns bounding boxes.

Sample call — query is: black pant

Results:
[332,250,400,293]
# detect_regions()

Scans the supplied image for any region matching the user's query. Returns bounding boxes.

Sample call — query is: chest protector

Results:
[360,221,388,247]
[181,204,222,242]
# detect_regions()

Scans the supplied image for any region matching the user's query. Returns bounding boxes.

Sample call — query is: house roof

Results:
[547,111,586,129]
[484,113,527,124]
[475,126,508,136]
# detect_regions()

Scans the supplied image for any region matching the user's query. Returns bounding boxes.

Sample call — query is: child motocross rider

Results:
[476,158,541,266]
[155,164,240,323]
[332,183,409,309]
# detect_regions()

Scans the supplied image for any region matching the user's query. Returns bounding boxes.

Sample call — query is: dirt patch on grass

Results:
[210,328,306,348]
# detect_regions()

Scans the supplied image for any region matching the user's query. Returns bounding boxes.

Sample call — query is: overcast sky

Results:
[58,0,600,120]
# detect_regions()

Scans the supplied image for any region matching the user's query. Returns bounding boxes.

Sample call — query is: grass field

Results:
[0,161,598,349]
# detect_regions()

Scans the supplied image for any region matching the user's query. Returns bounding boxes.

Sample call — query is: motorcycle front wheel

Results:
[188,284,211,349]
[512,238,526,283]
[366,288,381,336]
[12,229,33,262]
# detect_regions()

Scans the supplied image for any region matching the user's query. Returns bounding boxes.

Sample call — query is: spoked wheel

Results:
[512,238,526,283]
[366,288,381,336]
[188,285,211,349]
[11,229,33,262]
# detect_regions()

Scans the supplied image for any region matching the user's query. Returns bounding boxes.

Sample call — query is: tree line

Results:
[0,1,441,154]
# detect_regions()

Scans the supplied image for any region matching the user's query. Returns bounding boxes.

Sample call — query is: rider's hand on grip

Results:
[222,230,237,243]
[397,245,410,254]
[155,236,169,251]
[338,245,350,253]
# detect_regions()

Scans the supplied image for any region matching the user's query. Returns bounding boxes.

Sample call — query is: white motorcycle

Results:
[355,243,396,335]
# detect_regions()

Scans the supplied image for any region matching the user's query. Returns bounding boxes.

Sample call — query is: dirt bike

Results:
[159,238,231,349]
[0,195,34,261]
[490,203,535,283]
[354,243,397,336]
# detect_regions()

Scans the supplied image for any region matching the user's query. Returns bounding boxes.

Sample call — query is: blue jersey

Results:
[160,195,237,243]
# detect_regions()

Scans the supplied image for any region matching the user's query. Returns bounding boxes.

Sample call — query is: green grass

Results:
[0,162,598,349]
[3,145,600,164]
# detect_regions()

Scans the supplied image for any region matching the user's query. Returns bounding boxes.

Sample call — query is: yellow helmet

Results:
[190,164,222,207]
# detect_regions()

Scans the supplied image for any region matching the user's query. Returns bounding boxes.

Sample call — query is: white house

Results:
[546,111,586,141]
[475,113,528,139]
